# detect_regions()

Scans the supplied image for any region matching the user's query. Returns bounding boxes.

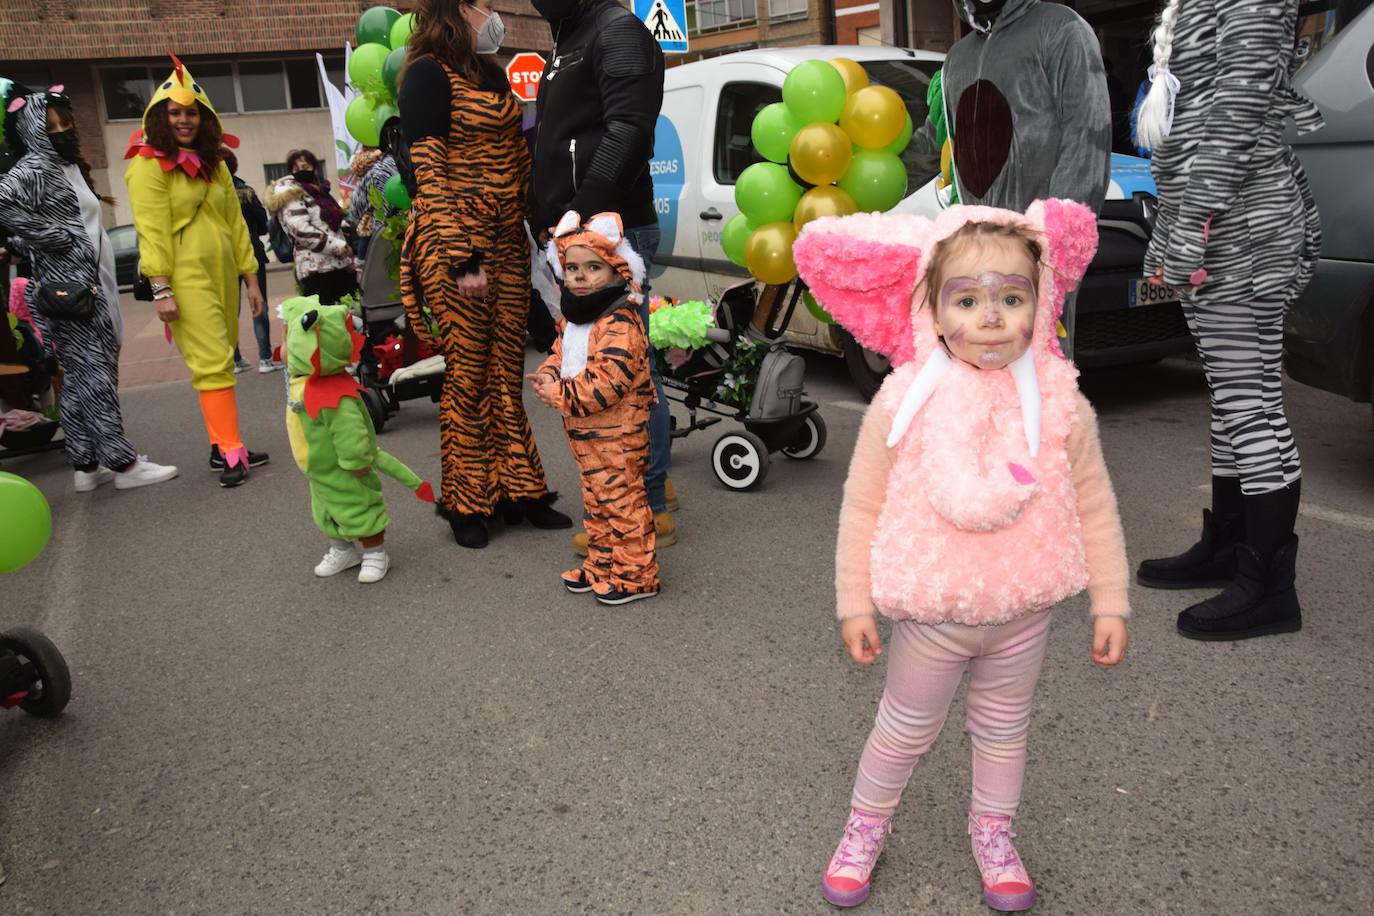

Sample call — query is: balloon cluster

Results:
[345,6,415,210]
[724,59,911,288]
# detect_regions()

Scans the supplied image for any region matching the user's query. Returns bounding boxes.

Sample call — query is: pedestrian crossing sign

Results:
[635,0,689,54]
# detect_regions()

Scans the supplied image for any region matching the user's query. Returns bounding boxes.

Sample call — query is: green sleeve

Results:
[326,397,377,471]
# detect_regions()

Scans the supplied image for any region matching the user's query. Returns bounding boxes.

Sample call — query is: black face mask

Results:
[971,0,1008,18]
[293,169,316,186]
[560,282,627,325]
[531,0,584,25]
[48,128,79,164]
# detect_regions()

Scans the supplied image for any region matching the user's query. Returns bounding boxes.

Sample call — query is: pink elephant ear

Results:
[1027,198,1099,316]
[793,213,927,366]
[7,97,25,113]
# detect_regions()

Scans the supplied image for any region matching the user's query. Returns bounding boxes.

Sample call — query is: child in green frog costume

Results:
[280,295,433,583]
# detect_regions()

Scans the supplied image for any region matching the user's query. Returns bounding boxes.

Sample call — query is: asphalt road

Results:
[2,315,1372,913]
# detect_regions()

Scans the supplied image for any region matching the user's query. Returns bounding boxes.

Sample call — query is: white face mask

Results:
[471,7,506,55]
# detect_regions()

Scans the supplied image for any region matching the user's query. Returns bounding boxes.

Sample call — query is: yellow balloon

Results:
[793,185,859,231]
[829,58,870,97]
[744,222,799,286]
[840,85,908,150]
[789,122,853,187]
[939,137,955,188]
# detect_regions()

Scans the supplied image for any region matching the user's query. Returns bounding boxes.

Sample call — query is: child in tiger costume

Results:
[528,212,660,605]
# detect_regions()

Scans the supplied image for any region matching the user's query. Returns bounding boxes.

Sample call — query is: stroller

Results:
[352,228,445,433]
[661,281,826,491]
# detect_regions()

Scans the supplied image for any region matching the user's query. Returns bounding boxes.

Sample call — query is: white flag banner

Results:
[317,47,359,184]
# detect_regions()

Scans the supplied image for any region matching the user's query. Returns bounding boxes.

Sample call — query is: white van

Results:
[648,45,1190,396]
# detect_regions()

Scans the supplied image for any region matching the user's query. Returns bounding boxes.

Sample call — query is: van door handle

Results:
[700,208,724,221]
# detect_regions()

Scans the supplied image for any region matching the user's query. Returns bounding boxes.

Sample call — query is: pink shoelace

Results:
[968,813,1029,885]
[830,811,891,878]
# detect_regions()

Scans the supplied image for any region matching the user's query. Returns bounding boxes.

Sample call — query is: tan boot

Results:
[655,511,677,548]
[664,478,680,512]
[572,530,589,557]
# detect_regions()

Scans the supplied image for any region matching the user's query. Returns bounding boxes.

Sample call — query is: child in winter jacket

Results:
[527,211,659,606]
[793,199,1129,912]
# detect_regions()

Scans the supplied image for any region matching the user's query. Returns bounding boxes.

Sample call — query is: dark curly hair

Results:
[143,98,223,172]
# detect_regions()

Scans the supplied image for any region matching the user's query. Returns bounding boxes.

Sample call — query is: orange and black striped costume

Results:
[398,55,551,519]
[537,303,659,595]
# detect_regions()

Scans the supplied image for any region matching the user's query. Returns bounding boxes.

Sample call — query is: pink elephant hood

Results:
[795,200,1100,624]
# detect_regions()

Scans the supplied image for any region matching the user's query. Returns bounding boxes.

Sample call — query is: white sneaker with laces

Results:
[315,544,362,577]
[113,457,179,490]
[74,466,116,492]
[258,359,279,374]
[358,550,390,584]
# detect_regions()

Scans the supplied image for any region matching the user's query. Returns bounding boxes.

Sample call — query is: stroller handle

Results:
[703,327,732,344]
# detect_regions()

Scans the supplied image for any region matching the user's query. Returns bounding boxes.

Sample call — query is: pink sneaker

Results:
[968,811,1037,911]
[821,808,891,907]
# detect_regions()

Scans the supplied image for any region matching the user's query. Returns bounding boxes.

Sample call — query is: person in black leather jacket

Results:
[530,0,679,553]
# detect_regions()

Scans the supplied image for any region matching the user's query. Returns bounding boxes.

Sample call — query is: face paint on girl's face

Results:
[562,245,614,295]
[933,240,1038,370]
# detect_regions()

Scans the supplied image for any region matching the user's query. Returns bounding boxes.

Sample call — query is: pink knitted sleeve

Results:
[835,403,896,620]
[1068,395,1131,618]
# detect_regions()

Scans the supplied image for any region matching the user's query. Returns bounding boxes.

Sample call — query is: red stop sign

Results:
[505,52,547,103]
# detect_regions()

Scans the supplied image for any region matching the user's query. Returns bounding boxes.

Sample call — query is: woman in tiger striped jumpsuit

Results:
[397,0,571,549]
[1134,0,1323,640]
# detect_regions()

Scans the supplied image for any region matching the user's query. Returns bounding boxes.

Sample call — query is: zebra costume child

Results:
[0,86,177,490]
[1134,0,1323,641]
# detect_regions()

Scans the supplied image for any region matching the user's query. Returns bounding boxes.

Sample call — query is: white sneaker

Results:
[233,358,252,374]
[113,457,179,490]
[314,544,362,577]
[258,359,279,374]
[74,466,116,492]
[358,550,390,584]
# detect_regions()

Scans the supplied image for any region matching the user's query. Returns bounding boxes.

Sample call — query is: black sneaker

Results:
[219,463,248,488]
[209,446,270,470]
[561,570,595,594]
[595,587,658,606]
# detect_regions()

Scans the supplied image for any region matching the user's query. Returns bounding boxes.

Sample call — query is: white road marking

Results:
[1193,484,1374,532]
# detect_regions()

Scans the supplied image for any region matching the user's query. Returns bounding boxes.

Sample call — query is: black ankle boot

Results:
[1177,536,1302,640]
[1137,509,1243,589]
[448,513,488,549]
[511,496,573,530]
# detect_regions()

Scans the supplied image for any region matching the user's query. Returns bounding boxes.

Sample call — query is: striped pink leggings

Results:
[852,610,1052,818]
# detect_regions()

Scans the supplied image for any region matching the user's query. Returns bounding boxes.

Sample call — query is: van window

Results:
[859,59,943,195]
[714,81,781,185]
[1296,0,1373,67]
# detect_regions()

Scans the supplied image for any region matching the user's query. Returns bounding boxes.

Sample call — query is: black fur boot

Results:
[1176,537,1302,640]
[1137,476,1243,589]
[502,494,572,530]
[448,513,489,549]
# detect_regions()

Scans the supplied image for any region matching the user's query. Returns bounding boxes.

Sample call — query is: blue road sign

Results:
[635,0,689,55]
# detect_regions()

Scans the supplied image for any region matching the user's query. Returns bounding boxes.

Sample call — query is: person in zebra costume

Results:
[1133,0,1324,641]
[0,85,178,492]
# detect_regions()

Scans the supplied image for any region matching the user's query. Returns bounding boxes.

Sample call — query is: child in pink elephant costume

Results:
[794,199,1130,912]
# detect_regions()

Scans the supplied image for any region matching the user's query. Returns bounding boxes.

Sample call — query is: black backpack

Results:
[268,213,294,263]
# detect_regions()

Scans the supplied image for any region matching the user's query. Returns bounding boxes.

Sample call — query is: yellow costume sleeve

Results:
[217,164,259,276]
[124,156,176,278]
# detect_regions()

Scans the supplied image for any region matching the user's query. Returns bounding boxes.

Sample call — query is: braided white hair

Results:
[1134,0,1183,152]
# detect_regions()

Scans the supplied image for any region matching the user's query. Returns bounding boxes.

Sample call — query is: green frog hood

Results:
[280,295,366,418]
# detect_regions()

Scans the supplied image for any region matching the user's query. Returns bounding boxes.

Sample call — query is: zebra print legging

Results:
[41,307,139,472]
[1181,185,1305,496]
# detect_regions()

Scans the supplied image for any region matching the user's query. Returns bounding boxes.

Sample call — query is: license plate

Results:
[1129,278,1180,307]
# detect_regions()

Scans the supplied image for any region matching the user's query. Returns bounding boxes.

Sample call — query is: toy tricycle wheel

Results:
[782,412,827,460]
[362,387,387,434]
[712,430,769,491]
[0,627,71,718]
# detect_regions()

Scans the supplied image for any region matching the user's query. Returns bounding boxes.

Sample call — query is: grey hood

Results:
[955,0,1039,34]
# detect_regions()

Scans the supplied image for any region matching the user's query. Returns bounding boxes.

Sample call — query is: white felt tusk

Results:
[1010,350,1041,457]
[886,349,953,448]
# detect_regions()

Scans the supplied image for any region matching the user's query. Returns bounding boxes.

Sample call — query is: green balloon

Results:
[722,213,755,267]
[374,102,398,137]
[803,290,834,325]
[883,112,914,156]
[751,102,802,165]
[0,471,52,573]
[734,162,803,226]
[383,46,407,98]
[837,150,909,212]
[357,6,401,48]
[383,173,412,210]
[390,12,416,50]
[782,60,848,125]
[346,94,381,146]
[349,42,391,95]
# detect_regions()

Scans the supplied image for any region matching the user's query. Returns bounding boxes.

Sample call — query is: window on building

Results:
[769,0,808,22]
[285,59,323,109]
[714,81,780,184]
[321,55,346,98]
[239,61,288,112]
[693,0,757,33]
[194,63,237,114]
[263,162,290,184]
[102,67,152,121]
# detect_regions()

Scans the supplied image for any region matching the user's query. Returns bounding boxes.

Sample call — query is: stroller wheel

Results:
[0,627,71,718]
[782,413,827,461]
[712,431,770,491]
[362,387,387,433]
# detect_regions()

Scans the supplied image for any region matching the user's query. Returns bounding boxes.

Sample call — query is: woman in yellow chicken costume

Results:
[124,55,268,487]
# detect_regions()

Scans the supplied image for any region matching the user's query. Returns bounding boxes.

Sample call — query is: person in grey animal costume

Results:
[912,0,1113,357]
[1132,0,1323,643]
[0,86,177,491]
